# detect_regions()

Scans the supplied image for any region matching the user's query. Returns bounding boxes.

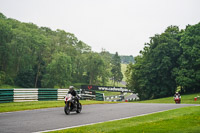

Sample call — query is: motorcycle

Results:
[64,94,82,115]
[174,96,181,104]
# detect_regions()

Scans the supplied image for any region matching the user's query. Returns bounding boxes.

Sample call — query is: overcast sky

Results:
[0,0,200,56]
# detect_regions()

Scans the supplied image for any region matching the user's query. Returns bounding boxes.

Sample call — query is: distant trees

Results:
[126,23,200,100]
[0,12,123,88]
[120,55,134,64]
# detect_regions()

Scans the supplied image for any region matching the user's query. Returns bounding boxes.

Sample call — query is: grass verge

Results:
[0,100,117,113]
[0,84,20,89]
[96,91,121,96]
[106,80,126,87]
[48,106,200,133]
[133,93,200,104]
[121,63,127,81]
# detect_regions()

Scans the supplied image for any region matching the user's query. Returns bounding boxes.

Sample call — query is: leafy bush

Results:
[15,69,35,88]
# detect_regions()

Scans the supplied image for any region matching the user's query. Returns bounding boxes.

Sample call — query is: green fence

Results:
[0,89,14,103]
[38,88,58,101]
[95,93,104,101]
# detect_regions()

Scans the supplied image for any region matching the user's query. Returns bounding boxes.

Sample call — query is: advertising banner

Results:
[81,85,131,92]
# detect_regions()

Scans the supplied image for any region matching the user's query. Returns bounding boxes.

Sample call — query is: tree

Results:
[125,63,134,89]
[127,26,182,100]
[71,41,91,83]
[111,52,123,86]
[100,50,112,85]
[85,52,109,85]
[173,23,200,93]
[120,55,135,64]
[15,69,35,88]
[42,52,72,88]
[0,18,13,72]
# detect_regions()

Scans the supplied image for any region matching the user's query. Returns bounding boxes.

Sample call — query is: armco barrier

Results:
[0,89,14,103]
[0,88,69,103]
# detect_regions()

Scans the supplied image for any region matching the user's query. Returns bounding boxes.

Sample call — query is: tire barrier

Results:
[0,89,138,103]
[0,89,14,103]
[14,88,38,102]
[105,95,124,102]
[57,89,68,100]
[124,94,139,101]
[0,88,69,103]
[95,93,105,101]
[38,88,57,101]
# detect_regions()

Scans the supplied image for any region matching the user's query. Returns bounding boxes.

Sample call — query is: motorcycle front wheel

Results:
[64,103,70,115]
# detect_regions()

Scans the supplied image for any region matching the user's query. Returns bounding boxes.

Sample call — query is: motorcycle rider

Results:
[174,92,181,103]
[68,86,79,107]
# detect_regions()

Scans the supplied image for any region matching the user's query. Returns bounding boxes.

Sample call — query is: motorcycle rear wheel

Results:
[76,103,82,113]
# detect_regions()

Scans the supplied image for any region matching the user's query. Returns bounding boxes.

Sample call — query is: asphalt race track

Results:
[0,103,197,133]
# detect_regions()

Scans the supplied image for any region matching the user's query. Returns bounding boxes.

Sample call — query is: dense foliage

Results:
[126,23,200,100]
[0,13,123,88]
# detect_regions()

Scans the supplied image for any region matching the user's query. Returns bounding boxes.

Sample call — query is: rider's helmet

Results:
[176,92,178,95]
[69,86,74,91]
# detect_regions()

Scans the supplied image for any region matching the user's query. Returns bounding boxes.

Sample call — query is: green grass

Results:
[134,93,200,104]
[0,84,20,88]
[49,106,200,133]
[103,63,127,87]
[121,64,127,81]
[106,79,126,87]
[124,92,132,97]
[0,100,117,113]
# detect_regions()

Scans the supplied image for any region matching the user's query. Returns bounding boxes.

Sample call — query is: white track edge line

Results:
[33,108,179,133]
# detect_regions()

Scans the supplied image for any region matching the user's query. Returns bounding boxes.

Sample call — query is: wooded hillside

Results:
[126,23,200,100]
[0,13,123,88]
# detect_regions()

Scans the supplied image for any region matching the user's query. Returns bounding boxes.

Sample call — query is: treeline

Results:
[0,13,123,88]
[120,55,134,64]
[126,23,200,100]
